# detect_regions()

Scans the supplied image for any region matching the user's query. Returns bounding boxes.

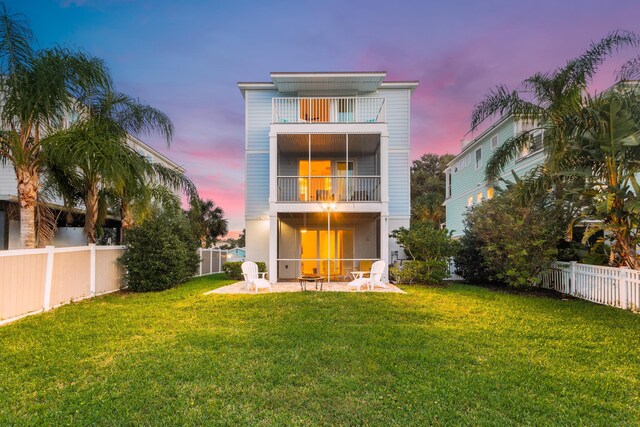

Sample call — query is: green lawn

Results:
[1,275,639,426]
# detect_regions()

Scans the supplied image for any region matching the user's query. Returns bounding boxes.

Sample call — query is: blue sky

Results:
[11,0,640,230]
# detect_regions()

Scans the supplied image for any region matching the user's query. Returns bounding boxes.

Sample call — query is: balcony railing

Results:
[272,97,386,124]
[277,176,380,202]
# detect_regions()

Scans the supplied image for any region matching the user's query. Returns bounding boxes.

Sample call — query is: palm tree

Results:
[0,4,110,247]
[187,198,228,248]
[44,89,196,243]
[470,31,640,267]
[470,31,639,182]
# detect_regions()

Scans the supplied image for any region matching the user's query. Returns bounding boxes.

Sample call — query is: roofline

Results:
[237,80,419,95]
[128,136,186,173]
[270,71,387,77]
[447,114,514,166]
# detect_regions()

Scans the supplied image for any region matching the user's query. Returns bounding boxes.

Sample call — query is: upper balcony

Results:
[272,97,386,124]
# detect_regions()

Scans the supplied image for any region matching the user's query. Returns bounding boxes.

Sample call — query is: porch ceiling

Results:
[278,212,380,226]
[278,133,380,155]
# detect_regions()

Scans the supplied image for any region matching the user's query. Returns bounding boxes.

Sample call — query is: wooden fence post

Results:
[43,246,55,311]
[89,244,96,296]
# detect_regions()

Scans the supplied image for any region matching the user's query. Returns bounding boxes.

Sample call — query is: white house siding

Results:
[444,117,546,237]
[245,153,269,218]
[246,90,279,151]
[378,89,410,150]
[0,164,16,198]
[388,152,410,216]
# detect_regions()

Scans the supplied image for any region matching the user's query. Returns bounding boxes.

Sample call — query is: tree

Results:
[0,4,110,247]
[410,153,454,224]
[470,30,640,268]
[187,198,228,248]
[44,89,195,243]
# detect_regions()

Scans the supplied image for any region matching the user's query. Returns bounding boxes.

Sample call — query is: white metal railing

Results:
[277,176,380,202]
[540,261,640,311]
[277,258,382,282]
[272,97,386,124]
[197,248,241,276]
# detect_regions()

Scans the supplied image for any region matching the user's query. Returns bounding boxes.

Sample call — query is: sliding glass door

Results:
[300,229,354,276]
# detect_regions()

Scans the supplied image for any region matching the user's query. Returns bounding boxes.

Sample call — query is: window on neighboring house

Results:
[491,135,498,149]
[467,196,473,207]
[487,187,494,199]
[446,173,452,198]
[475,148,482,169]
[530,131,543,153]
[477,192,483,203]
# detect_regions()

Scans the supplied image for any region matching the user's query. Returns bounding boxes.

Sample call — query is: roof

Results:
[238,71,418,97]
[127,135,186,173]
[447,114,514,167]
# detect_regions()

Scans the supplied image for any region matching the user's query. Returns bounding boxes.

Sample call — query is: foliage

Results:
[187,198,229,248]
[453,214,496,284]
[0,3,110,247]
[389,260,449,285]
[471,30,640,268]
[391,220,458,261]
[410,153,454,224]
[463,188,566,287]
[391,219,458,284]
[222,261,266,280]
[119,205,199,292]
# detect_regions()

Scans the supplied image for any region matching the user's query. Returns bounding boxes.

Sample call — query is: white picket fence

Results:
[541,262,640,311]
[0,245,126,325]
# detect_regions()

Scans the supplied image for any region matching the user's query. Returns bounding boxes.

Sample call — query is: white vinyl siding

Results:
[388,152,410,216]
[245,153,269,218]
[378,89,410,150]
[246,90,278,151]
[0,164,16,196]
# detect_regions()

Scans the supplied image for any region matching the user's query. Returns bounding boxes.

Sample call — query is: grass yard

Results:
[1,275,639,425]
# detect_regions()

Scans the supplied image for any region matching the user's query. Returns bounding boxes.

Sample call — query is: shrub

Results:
[390,259,449,285]
[390,220,458,284]
[453,211,497,284]
[462,188,565,287]
[119,207,199,292]
[222,261,266,280]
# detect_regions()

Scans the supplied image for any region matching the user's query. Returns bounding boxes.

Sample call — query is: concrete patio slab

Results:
[204,281,405,295]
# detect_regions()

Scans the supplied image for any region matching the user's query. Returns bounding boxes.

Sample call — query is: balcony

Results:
[276,133,381,203]
[272,97,386,124]
[277,176,380,202]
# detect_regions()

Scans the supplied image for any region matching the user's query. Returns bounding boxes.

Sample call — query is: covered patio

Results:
[205,280,405,295]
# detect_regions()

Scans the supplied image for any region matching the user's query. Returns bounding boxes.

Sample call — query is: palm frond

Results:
[485,128,539,181]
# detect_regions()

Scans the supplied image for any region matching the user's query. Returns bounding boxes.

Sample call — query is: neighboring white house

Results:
[443,116,545,237]
[0,135,185,250]
[238,72,418,282]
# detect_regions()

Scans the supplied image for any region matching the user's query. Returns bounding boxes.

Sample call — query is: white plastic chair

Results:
[347,260,387,291]
[241,261,271,293]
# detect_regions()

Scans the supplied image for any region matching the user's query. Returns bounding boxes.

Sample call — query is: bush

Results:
[390,260,449,285]
[222,261,266,280]
[462,188,565,287]
[119,207,199,292]
[453,212,497,284]
[390,220,458,284]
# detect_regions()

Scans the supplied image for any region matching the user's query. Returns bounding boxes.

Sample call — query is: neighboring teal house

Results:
[443,116,545,237]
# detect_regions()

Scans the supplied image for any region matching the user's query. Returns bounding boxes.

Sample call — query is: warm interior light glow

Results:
[301,228,307,233]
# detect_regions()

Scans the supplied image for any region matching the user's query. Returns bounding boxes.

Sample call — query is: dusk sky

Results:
[13,0,640,231]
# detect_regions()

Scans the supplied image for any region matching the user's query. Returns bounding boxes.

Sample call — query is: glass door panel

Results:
[300,230,318,275]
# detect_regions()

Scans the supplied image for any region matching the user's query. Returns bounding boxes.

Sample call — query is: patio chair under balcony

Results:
[241,261,271,293]
[347,260,387,291]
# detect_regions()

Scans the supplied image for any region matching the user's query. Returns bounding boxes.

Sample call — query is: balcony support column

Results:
[269,214,278,284]
[269,132,277,205]
[380,131,389,207]
[380,214,390,281]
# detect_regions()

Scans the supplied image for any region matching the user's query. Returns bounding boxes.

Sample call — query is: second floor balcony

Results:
[272,97,386,124]
[276,133,382,203]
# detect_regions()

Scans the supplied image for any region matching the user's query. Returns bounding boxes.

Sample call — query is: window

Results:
[477,192,483,203]
[446,173,452,198]
[475,148,482,169]
[487,187,494,199]
[467,196,473,207]
[530,131,543,152]
[491,135,498,149]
